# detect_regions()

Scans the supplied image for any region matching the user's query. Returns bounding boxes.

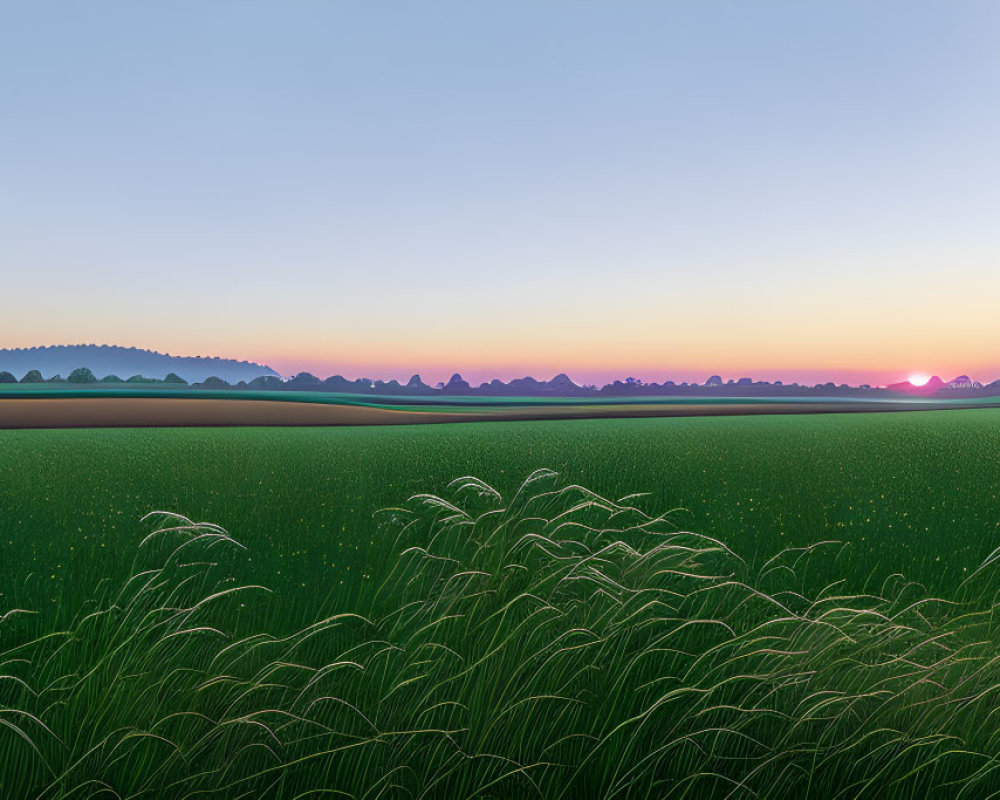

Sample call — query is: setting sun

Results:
[908,374,931,386]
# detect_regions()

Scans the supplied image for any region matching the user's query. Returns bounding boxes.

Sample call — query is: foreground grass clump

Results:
[5,470,1000,798]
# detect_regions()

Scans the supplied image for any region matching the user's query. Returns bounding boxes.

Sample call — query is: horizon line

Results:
[2,342,996,389]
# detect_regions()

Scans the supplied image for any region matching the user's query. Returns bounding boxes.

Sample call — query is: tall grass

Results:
[5,469,1000,798]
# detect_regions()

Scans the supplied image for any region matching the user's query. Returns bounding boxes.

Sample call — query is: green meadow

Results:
[5,410,1000,797]
[4,411,998,625]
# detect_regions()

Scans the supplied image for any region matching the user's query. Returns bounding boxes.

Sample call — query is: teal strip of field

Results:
[3,409,999,637]
[3,383,1000,412]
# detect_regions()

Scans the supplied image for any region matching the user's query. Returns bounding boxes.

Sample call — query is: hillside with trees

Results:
[0,345,279,383]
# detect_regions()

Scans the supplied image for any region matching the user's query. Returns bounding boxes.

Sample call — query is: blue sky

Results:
[3,1,999,384]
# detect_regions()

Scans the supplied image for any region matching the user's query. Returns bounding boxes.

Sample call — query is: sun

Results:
[908,373,931,386]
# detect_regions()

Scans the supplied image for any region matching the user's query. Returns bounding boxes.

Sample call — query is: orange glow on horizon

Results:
[8,287,1000,389]
[256,351,995,389]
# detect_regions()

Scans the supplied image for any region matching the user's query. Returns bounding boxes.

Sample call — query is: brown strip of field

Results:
[0,398,438,428]
[0,396,993,429]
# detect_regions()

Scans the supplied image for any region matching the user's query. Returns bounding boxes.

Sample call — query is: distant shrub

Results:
[249,375,283,389]
[197,376,231,388]
[163,372,188,384]
[67,367,98,383]
[288,372,321,387]
[19,370,44,383]
[0,371,16,383]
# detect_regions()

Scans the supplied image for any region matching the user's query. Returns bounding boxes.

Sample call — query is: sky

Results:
[2,1,1000,386]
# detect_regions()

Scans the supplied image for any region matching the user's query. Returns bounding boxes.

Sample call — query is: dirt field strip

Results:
[2,396,998,428]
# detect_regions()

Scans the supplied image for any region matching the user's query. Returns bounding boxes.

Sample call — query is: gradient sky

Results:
[3,1,1000,386]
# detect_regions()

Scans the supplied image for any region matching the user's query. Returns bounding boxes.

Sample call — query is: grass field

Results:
[4,411,999,629]
[5,410,1000,797]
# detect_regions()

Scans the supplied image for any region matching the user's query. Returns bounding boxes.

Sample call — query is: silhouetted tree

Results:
[100,374,124,383]
[0,371,15,383]
[249,375,283,389]
[288,372,321,388]
[20,370,44,383]
[197,376,231,389]
[67,367,98,383]
[443,373,471,394]
[321,375,354,391]
[163,373,188,384]
[404,374,433,394]
[374,379,402,394]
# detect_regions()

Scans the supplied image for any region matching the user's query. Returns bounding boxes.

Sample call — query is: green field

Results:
[5,411,1000,797]
[4,411,999,627]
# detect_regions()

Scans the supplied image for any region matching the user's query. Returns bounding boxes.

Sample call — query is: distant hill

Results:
[0,345,280,383]
[1,350,997,398]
